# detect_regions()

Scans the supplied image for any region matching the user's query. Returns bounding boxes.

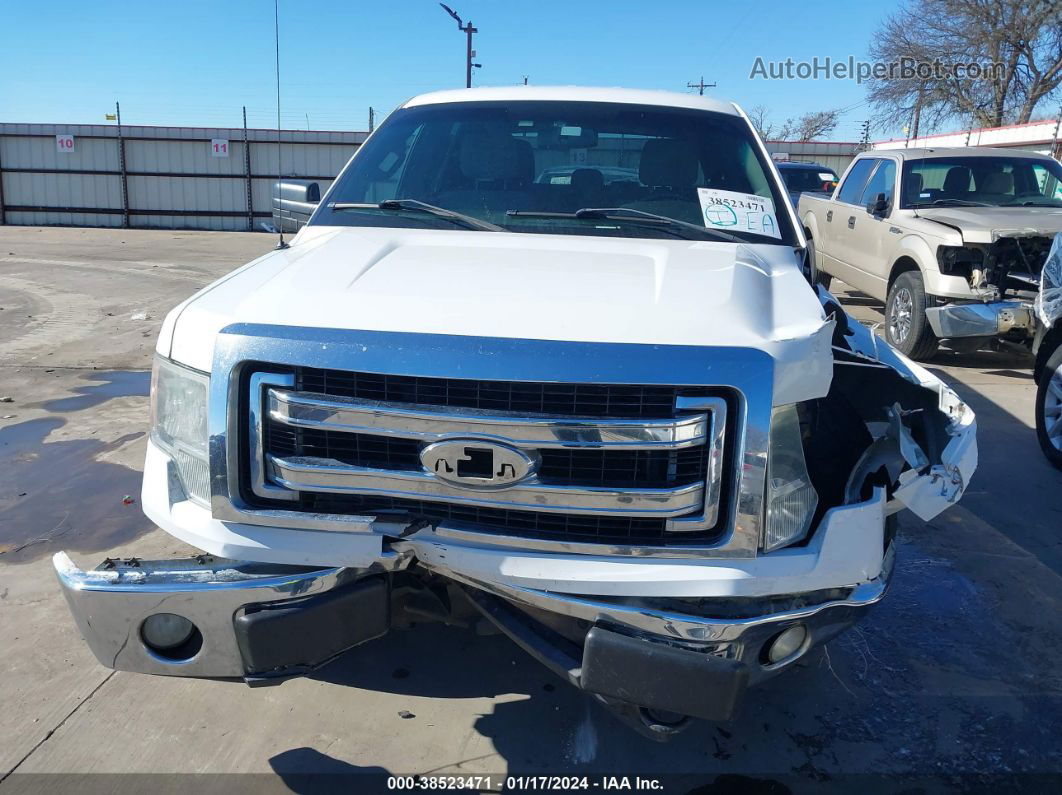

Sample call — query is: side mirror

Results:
[272,180,320,233]
[867,192,889,217]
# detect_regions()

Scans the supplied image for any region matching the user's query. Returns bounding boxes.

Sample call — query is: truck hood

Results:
[917,206,1062,244]
[165,225,833,404]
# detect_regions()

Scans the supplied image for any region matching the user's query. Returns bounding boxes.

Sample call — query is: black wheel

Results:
[884,270,939,360]
[806,237,832,291]
[1035,344,1062,470]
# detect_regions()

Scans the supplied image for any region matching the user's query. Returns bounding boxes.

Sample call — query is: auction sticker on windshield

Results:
[697,188,781,239]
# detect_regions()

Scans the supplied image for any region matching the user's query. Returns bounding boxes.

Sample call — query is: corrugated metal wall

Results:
[0,123,868,230]
[764,141,863,174]
[0,123,364,231]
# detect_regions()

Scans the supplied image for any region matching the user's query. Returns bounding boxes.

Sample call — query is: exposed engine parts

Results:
[973,235,1053,299]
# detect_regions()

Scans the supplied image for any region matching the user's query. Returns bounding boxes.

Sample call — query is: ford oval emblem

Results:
[420,439,537,489]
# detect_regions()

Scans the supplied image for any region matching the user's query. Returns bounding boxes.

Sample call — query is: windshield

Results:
[312,100,796,244]
[781,166,838,193]
[901,156,1062,208]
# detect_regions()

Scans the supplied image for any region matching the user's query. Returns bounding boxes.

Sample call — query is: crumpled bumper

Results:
[925,300,1035,339]
[53,542,893,723]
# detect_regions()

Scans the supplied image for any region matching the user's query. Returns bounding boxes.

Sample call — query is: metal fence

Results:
[0,122,366,231]
[0,122,867,231]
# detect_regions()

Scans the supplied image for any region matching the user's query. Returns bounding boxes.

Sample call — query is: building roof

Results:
[873,146,1057,161]
[402,85,739,116]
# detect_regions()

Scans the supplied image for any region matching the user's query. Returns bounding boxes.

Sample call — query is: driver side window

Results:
[836,158,876,205]
[860,160,896,209]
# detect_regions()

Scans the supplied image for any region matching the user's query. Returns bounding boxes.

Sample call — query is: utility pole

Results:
[910,81,926,140]
[439,4,480,88]
[368,107,375,133]
[686,76,716,96]
[859,119,871,151]
[1052,102,1062,160]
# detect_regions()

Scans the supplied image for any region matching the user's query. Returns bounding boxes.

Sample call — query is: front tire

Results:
[1035,344,1062,470]
[806,238,832,291]
[885,271,939,360]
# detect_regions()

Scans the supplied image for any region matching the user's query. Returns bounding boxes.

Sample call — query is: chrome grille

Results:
[248,369,728,545]
[297,367,689,418]
[268,427,709,489]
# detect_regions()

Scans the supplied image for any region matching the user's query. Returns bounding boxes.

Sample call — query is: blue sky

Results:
[0,0,901,139]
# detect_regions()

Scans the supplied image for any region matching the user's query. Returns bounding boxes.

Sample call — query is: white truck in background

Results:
[55,87,976,739]
[799,147,1062,360]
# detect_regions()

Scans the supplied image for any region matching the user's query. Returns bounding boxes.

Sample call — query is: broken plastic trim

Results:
[816,286,976,522]
[1035,232,1062,331]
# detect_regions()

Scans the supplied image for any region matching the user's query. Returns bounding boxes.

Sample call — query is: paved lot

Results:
[1,227,1060,792]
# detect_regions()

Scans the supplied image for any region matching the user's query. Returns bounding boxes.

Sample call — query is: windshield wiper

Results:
[912,198,992,208]
[506,207,744,243]
[330,199,508,232]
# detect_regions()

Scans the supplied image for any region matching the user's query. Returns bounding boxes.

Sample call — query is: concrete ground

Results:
[1,226,1060,792]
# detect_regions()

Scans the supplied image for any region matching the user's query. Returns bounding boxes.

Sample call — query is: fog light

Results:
[141,613,195,651]
[767,624,807,664]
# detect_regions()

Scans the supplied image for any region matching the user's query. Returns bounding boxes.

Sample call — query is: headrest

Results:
[459,129,533,183]
[570,168,604,193]
[904,172,923,201]
[981,171,1013,194]
[639,139,698,188]
[943,166,971,193]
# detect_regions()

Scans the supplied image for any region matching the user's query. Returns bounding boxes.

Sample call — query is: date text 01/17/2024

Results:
[385,775,665,790]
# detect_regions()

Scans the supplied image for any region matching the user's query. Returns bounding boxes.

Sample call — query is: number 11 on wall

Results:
[211,139,229,157]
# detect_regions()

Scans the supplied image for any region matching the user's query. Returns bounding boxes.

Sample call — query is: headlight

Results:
[763,404,818,552]
[150,356,210,506]
[936,245,983,276]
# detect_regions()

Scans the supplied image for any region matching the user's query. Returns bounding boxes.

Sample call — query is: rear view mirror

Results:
[272,180,320,233]
[536,122,598,149]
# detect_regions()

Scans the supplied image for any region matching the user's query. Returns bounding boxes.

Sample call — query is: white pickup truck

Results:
[799,147,1062,359]
[55,87,977,738]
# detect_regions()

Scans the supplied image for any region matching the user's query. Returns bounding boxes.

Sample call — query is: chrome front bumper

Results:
[926,300,1035,339]
[54,545,893,693]
[52,553,387,679]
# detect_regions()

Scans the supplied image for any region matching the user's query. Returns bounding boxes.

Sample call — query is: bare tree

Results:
[747,105,775,140]
[747,106,837,141]
[867,0,1062,131]
[791,110,841,141]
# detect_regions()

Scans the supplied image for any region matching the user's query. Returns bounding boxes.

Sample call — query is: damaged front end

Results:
[53,306,975,739]
[926,232,1055,342]
[818,288,975,520]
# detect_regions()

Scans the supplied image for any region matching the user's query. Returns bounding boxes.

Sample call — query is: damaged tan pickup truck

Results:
[54,87,978,739]
[800,147,1062,360]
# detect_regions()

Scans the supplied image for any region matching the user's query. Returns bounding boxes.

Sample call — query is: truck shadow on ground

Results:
[268,747,392,794]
